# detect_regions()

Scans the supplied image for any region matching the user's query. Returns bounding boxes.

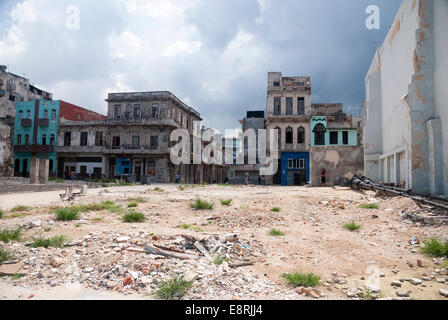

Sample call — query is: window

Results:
[274,97,281,115]
[95,132,103,146]
[43,109,48,119]
[17,134,22,145]
[64,132,71,146]
[50,134,55,145]
[132,135,140,147]
[114,105,121,119]
[297,98,305,115]
[286,127,293,144]
[25,134,30,145]
[343,131,349,145]
[286,98,293,115]
[330,132,338,145]
[273,81,280,87]
[112,136,121,147]
[180,114,183,126]
[150,136,158,148]
[297,127,305,144]
[18,111,23,120]
[275,127,281,149]
[26,110,31,119]
[42,134,47,145]
[288,159,306,169]
[133,104,141,118]
[152,104,159,118]
[51,109,56,121]
[80,132,88,146]
[9,95,15,101]
[314,124,326,146]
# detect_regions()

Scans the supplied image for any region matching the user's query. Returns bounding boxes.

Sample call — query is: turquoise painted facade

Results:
[14,100,60,175]
[310,116,357,147]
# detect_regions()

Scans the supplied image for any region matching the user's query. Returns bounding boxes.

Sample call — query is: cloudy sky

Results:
[0,0,401,131]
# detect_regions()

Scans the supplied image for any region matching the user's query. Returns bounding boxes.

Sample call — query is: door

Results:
[22,159,28,178]
[135,166,141,182]
[80,166,87,178]
[294,171,306,186]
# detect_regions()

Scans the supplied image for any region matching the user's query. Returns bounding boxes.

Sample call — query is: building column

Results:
[427,118,443,194]
[39,158,49,184]
[29,158,40,184]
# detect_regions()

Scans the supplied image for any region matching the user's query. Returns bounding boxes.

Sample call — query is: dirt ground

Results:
[0,183,447,300]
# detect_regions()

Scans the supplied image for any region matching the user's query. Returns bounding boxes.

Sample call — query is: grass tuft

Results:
[220,199,232,206]
[31,235,68,248]
[10,205,30,212]
[178,224,201,232]
[127,197,146,203]
[156,275,193,300]
[213,256,228,265]
[269,228,285,236]
[122,210,146,223]
[281,272,321,287]
[344,221,361,231]
[420,238,448,258]
[0,247,11,263]
[189,198,214,210]
[0,228,22,243]
[153,187,164,192]
[271,207,281,212]
[359,203,379,210]
[54,207,80,221]
[127,202,138,208]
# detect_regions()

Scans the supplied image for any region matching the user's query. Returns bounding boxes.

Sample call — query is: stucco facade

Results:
[364,0,448,195]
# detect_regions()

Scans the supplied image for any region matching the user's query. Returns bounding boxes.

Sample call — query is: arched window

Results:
[52,109,56,120]
[44,109,48,119]
[298,127,305,144]
[313,124,326,146]
[26,110,31,119]
[286,127,293,144]
[42,134,47,145]
[17,134,22,145]
[50,134,55,145]
[18,111,23,120]
[49,159,54,172]
[25,134,30,145]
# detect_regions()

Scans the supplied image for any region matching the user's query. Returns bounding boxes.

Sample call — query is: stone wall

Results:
[0,118,13,177]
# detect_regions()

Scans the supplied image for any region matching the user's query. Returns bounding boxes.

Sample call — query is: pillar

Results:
[39,158,49,184]
[29,158,40,184]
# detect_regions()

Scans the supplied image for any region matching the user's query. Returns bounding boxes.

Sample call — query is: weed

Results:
[122,211,145,223]
[0,247,11,263]
[220,199,232,206]
[344,221,361,231]
[420,238,448,258]
[269,229,285,236]
[127,202,138,208]
[189,198,214,210]
[0,209,3,219]
[271,207,281,212]
[177,186,185,191]
[153,187,164,192]
[213,256,228,265]
[31,235,68,248]
[10,205,30,212]
[54,207,80,221]
[359,203,379,210]
[281,272,320,287]
[156,275,193,300]
[127,197,146,203]
[0,228,22,243]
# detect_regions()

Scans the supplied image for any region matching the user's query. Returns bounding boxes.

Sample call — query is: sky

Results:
[0,0,402,131]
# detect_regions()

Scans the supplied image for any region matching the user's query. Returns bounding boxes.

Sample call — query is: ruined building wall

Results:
[0,118,13,177]
[310,146,364,187]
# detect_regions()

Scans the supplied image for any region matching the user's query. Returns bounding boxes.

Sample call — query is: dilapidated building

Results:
[363,0,448,195]
[265,72,363,186]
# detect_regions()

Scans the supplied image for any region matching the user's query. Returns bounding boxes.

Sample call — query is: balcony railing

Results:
[103,145,168,154]
[38,118,49,126]
[21,119,32,127]
[14,144,53,153]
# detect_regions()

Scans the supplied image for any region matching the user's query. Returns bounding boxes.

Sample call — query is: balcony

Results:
[56,145,104,154]
[103,145,169,155]
[21,119,32,127]
[38,118,49,126]
[14,144,53,153]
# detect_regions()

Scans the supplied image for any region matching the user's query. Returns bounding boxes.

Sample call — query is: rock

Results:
[106,281,117,289]
[391,281,402,287]
[409,278,422,285]
[436,278,446,283]
[0,263,23,275]
[116,236,130,243]
[50,257,63,268]
[396,290,410,297]
[123,275,133,286]
[422,276,431,281]
[417,259,424,267]
[29,221,42,228]
[439,289,448,297]
[84,267,94,273]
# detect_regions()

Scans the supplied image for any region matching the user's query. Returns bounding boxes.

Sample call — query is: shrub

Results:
[271,207,281,212]
[282,272,321,287]
[344,221,361,231]
[156,275,193,300]
[0,228,22,243]
[54,207,80,221]
[213,256,228,265]
[128,202,138,208]
[101,183,108,188]
[0,247,11,263]
[31,235,68,248]
[220,199,232,206]
[189,199,214,210]
[269,229,285,236]
[179,224,191,229]
[122,211,145,223]
[0,209,3,219]
[153,187,164,192]
[421,239,448,258]
[177,186,185,191]
[359,203,379,210]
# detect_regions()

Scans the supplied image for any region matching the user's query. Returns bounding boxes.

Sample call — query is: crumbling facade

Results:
[265,72,363,186]
[363,0,448,195]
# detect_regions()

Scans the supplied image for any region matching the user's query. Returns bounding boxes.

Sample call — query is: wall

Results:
[0,118,13,177]
[310,146,364,187]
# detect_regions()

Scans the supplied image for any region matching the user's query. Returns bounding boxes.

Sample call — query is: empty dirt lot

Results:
[0,183,447,300]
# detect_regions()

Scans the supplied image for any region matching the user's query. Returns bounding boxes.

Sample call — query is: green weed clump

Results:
[0,228,22,243]
[189,199,214,210]
[156,275,193,300]
[344,221,361,231]
[31,235,68,248]
[281,272,321,287]
[122,211,146,223]
[420,239,448,258]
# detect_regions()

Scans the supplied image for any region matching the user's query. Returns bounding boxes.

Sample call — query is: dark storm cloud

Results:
[0,0,402,130]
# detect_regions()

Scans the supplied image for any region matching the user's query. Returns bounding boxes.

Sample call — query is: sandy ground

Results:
[0,183,447,300]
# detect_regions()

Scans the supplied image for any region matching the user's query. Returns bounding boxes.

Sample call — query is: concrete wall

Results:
[310,146,364,187]
[0,118,13,177]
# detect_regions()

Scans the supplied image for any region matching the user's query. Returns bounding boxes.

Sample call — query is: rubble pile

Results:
[208,212,285,229]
